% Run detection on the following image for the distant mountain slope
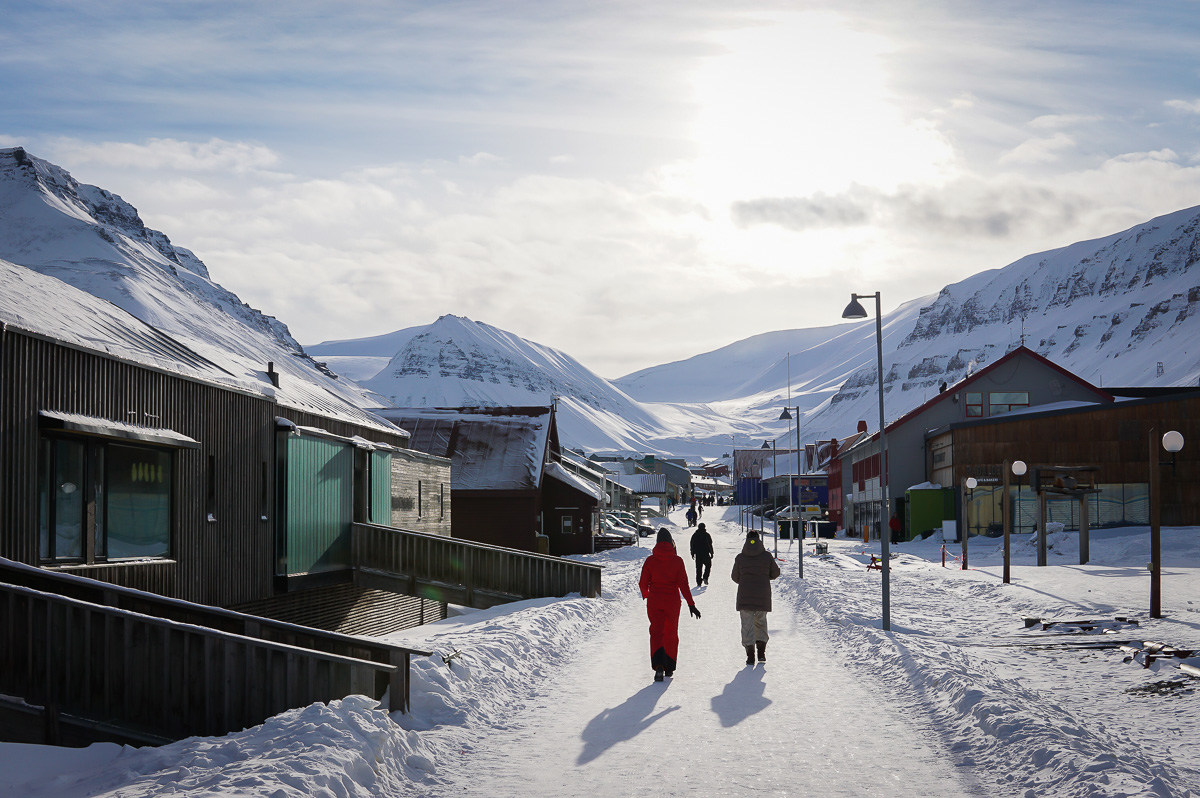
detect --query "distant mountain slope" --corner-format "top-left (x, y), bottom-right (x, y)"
top-left (0, 147), bottom-right (388, 418)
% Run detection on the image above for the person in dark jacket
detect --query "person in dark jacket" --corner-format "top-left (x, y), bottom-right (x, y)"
top-left (685, 506), bottom-right (697, 527)
top-left (689, 522), bottom-right (714, 586)
top-left (731, 530), bottom-right (780, 664)
top-left (639, 528), bottom-right (701, 681)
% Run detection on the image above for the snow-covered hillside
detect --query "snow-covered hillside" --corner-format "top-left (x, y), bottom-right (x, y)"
top-left (611, 206), bottom-right (1200, 446)
top-left (0, 147), bottom-right (383, 413)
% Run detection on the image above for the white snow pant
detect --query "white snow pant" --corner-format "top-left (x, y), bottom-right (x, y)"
top-left (739, 610), bottom-right (769, 646)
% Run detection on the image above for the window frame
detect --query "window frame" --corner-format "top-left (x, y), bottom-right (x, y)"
top-left (38, 432), bottom-right (175, 565)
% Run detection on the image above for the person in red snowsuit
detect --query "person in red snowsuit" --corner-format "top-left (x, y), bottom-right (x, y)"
top-left (639, 528), bottom-right (701, 681)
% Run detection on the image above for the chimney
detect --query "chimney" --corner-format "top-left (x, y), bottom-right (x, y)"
top-left (857, 420), bottom-right (868, 434)
top-left (266, 362), bottom-right (280, 388)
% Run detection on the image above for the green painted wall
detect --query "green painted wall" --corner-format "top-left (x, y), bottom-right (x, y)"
top-left (369, 451), bottom-right (393, 526)
top-left (285, 435), bottom-right (353, 574)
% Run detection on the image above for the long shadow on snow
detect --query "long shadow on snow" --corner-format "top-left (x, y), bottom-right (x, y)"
top-left (710, 665), bottom-right (771, 727)
top-left (577, 684), bottom-right (680, 765)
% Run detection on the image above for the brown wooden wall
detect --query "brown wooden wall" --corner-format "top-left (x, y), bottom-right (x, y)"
top-left (0, 327), bottom-right (408, 610)
top-left (947, 393), bottom-right (1200, 525)
top-left (542, 477), bottom-right (597, 556)
top-left (451, 491), bottom-right (540, 551)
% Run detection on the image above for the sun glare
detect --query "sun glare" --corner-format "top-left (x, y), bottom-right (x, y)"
top-left (688, 12), bottom-right (956, 204)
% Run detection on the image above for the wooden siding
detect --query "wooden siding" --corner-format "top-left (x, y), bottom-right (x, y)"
top-left (946, 394), bottom-right (1200, 525)
top-left (1, 327), bottom-right (413, 612)
top-left (451, 492), bottom-right (540, 551)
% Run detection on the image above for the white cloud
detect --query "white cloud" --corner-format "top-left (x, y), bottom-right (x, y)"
top-left (47, 137), bottom-right (282, 175)
top-left (1028, 114), bottom-right (1102, 129)
top-left (998, 133), bottom-right (1076, 165)
top-left (1107, 148), bottom-right (1179, 163)
top-left (1165, 98), bottom-right (1200, 114)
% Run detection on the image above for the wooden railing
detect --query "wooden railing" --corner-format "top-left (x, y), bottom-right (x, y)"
top-left (0, 582), bottom-right (403, 745)
top-left (0, 557), bottom-right (430, 745)
top-left (352, 523), bottom-right (603, 609)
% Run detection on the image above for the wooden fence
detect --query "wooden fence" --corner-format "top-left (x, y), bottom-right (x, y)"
top-left (0, 558), bottom-right (430, 745)
top-left (352, 523), bottom-right (603, 609)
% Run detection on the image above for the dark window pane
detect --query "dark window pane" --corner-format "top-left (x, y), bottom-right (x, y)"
top-left (105, 445), bottom-right (171, 559)
top-left (52, 439), bottom-right (86, 559)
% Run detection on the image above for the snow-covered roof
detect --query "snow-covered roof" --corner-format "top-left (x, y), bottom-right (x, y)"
top-left (0, 259), bottom-right (406, 439)
top-left (374, 407), bottom-right (553, 491)
top-left (544, 461), bottom-right (603, 501)
top-left (612, 473), bottom-right (668, 494)
top-left (39, 410), bottom-right (202, 449)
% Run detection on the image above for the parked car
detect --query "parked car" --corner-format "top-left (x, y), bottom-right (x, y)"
top-left (599, 518), bottom-right (636, 544)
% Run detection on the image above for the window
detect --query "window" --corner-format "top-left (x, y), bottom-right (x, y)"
top-left (561, 516), bottom-right (573, 534)
top-left (989, 391), bottom-right (1029, 416)
top-left (965, 392), bottom-right (983, 417)
top-left (39, 436), bottom-right (172, 563)
top-left (417, 480), bottom-right (423, 518)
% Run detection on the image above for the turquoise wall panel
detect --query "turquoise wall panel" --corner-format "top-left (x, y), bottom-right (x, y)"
top-left (369, 451), bottom-right (392, 526)
top-left (285, 435), bottom-right (353, 574)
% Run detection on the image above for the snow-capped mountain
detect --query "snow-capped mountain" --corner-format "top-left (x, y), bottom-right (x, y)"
top-left (310, 315), bottom-right (758, 454)
top-left (0, 147), bottom-right (383, 414)
top-left (611, 206), bottom-right (1200, 447)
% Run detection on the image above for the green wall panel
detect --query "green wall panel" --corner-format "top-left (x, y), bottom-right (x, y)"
top-left (369, 451), bottom-right (392, 526)
top-left (285, 435), bottom-right (353, 574)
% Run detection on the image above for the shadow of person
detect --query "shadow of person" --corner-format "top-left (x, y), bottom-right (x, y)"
top-left (577, 684), bottom-right (680, 765)
top-left (710, 665), bottom-right (771, 728)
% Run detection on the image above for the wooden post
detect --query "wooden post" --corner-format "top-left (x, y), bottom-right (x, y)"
top-left (1037, 490), bottom-right (1047, 567)
top-left (1150, 428), bottom-right (1162, 618)
top-left (1002, 461), bottom-right (1011, 585)
top-left (1078, 492), bottom-right (1089, 565)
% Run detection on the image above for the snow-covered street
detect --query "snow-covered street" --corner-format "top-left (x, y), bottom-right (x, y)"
top-left (432, 510), bottom-right (969, 797)
top-left (2, 504), bottom-right (1198, 797)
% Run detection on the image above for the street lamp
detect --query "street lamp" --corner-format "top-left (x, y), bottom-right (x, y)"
top-left (1004, 460), bottom-right (1027, 584)
top-left (843, 291), bottom-right (891, 631)
top-left (1150, 429), bottom-right (1185, 618)
top-left (780, 406), bottom-right (803, 578)
top-left (962, 477), bottom-right (977, 569)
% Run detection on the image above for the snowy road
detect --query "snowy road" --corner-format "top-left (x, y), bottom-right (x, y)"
top-left (434, 510), bottom-right (975, 797)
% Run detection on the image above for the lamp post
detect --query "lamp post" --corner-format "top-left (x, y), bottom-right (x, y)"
top-left (780, 405), bottom-right (803, 577)
top-left (843, 291), bottom-right (890, 631)
top-left (962, 477), bottom-right (977, 569)
top-left (771, 438), bottom-right (779, 558)
top-left (1150, 429), bottom-right (1185, 618)
top-left (1005, 460), bottom-right (1027, 585)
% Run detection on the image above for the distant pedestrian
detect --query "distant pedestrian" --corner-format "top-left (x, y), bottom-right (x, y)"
top-left (639, 528), bottom-right (701, 681)
top-left (731, 530), bottom-right (780, 665)
top-left (685, 506), bottom-right (697, 527)
top-left (690, 522), bottom-right (714, 586)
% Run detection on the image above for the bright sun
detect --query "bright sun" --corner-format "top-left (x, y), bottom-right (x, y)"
top-left (689, 11), bottom-right (956, 204)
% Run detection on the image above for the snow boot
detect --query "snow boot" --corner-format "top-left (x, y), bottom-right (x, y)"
top-left (654, 669), bottom-right (664, 682)
top-left (744, 645), bottom-right (755, 665)
top-left (756, 641), bottom-right (767, 663)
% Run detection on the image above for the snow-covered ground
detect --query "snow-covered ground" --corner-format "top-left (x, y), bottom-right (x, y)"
top-left (2, 505), bottom-right (1197, 797)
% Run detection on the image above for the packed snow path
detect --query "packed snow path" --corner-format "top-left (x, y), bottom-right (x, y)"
top-left (434, 509), bottom-right (976, 797)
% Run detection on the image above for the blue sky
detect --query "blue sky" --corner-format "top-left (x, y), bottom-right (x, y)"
top-left (5, 1), bottom-right (1200, 376)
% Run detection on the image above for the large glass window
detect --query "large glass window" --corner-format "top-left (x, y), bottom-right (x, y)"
top-left (989, 391), bottom-right (1029, 416)
top-left (38, 436), bottom-right (172, 563)
top-left (106, 445), bottom-right (171, 559)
